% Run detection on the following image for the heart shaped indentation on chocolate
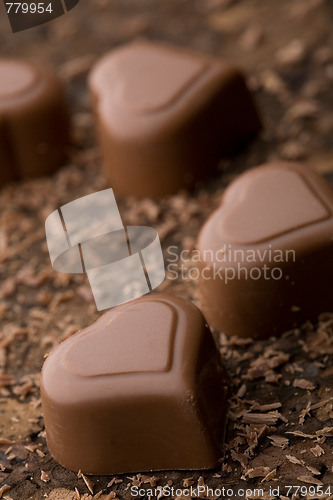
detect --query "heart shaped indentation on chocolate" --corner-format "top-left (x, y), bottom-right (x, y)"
top-left (111, 44), bottom-right (206, 114)
top-left (62, 300), bottom-right (176, 377)
top-left (221, 166), bottom-right (330, 244)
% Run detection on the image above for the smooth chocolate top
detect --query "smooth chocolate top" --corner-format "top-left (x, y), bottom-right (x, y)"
top-left (199, 162), bottom-right (333, 259)
top-left (0, 59), bottom-right (46, 113)
top-left (42, 293), bottom-right (217, 403)
top-left (220, 165), bottom-right (330, 245)
top-left (63, 300), bottom-right (175, 377)
top-left (90, 42), bottom-right (208, 115)
top-left (0, 60), bottom-right (37, 98)
top-left (110, 44), bottom-right (206, 113)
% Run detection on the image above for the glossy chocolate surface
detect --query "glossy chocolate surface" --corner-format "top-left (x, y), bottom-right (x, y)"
top-left (0, 59), bottom-right (70, 186)
top-left (41, 293), bottom-right (229, 474)
top-left (197, 162), bottom-right (333, 338)
top-left (89, 41), bottom-right (261, 198)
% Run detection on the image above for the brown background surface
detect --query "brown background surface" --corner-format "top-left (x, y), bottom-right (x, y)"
top-left (1, 0), bottom-right (333, 498)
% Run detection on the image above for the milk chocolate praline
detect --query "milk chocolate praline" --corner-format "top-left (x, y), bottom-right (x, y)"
top-left (0, 59), bottom-right (70, 186)
top-left (197, 162), bottom-right (333, 339)
top-left (41, 293), bottom-right (229, 474)
top-left (89, 41), bottom-right (261, 198)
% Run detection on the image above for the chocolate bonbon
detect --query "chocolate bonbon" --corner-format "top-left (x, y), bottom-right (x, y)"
top-left (0, 59), bottom-right (70, 186)
top-left (89, 41), bottom-right (261, 198)
top-left (41, 293), bottom-right (229, 474)
top-left (196, 162), bottom-right (333, 339)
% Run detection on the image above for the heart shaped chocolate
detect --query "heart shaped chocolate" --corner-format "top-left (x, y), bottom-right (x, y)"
top-left (221, 166), bottom-right (329, 244)
top-left (113, 44), bottom-right (206, 114)
top-left (197, 162), bottom-right (333, 338)
top-left (63, 300), bottom-right (176, 377)
top-left (41, 293), bottom-right (229, 474)
top-left (89, 41), bottom-right (261, 197)
top-left (0, 59), bottom-right (70, 186)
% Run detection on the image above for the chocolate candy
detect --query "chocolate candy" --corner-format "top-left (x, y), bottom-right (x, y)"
top-left (0, 59), bottom-right (70, 187)
top-left (41, 293), bottom-right (229, 474)
top-left (197, 162), bottom-right (333, 339)
top-left (89, 42), bottom-right (261, 198)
